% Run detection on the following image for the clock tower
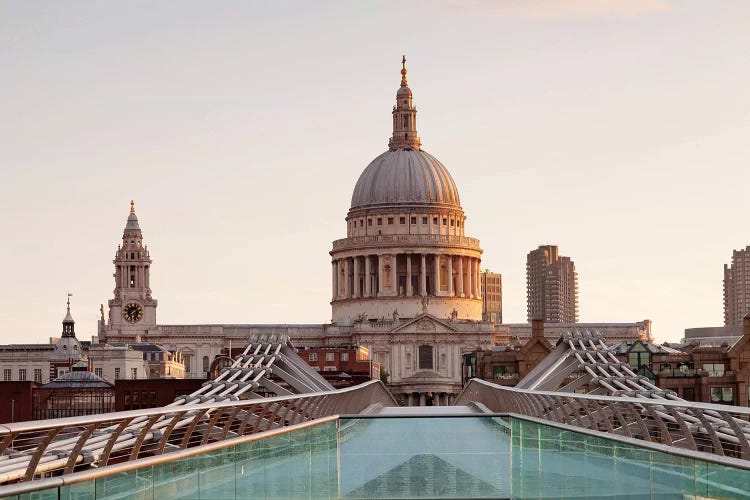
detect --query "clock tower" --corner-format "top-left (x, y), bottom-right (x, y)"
top-left (106, 200), bottom-right (157, 339)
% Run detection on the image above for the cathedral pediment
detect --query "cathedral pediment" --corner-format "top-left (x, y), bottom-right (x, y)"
top-left (390, 314), bottom-right (459, 334)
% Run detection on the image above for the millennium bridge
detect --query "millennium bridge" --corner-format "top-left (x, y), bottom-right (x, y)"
top-left (1, 332), bottom-right (749, 499)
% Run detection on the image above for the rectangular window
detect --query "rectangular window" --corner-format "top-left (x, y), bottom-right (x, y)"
top-left (450, 220), bottom-right (454, 226)
top-left (340, 352), bottom-right (349, 362)
top-left (325, 352), bottom-right (335, 362)
top-left (368, 219), bottom-right (372, 226)
top-left (114, 368), bottom-right (121, 380)
top-left (399, 217), bottom-right (406, 224)
top-left (433, 217), bottom-right (438, 225)
top-left (359, 219), bottom-right (364, 227)
top-left (18, 369), bottom-right (26, 381)
top-left (34, 369), bottom-right (42, 383)
top-left (442, 218), bottom-right (447, 225)
top-left (184, 355), bottom-right (191, 372)
top-left (5, 368), bottom-right (12, 381)
top-left (422, 217), bottom-right (428, 225)
top-left (131, 368), bottom-right (137, 379)
top-left (377, 218), bottom-right (382, 225)
top-left (388, 217), bottom-right (394, 225)
top-left (492, 365), bottom-right (517, 379)
top-left (682, 387), bottom-right (695, 401)
top-left (309, 353), bottom-right (317, 362)
top-left (418, 345), bottom-right (433, 370)
top-left (95, 368), bottom-right (103, 378)
top-left (703, 363), bottom-right (725, 377)
top-left (410, 217), bottom-right (416, 224)
top-left (710, 387), bottom-right (733, 404)
top-left (323, 366), bottom-right (337, 372)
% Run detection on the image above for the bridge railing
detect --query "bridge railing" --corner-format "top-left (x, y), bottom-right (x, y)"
top-left (0, 380), bottom-right (396, 485)
top-left (456, 379), bottom-right (750, 461)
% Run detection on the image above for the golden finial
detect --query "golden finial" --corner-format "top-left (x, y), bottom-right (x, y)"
top-left (130, 200), bottom-right (135, 214)
top-left (67, 292), bottom-right (72, 309)
top-left (400, 55), bottom-right (408, 87)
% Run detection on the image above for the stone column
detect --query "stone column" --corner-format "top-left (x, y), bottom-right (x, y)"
top-left (457, 257), bottom-right (464, 297)
top-left (419, 393), bottom-right (426, 406)
top-left (344, 258), bottom-right (352, 298)
top-left (406, 255), bottom-right (413, 296)
top-left (467, 258), bottom-right (473, 298)
top-left (332, 260), bottom-right (338, 300)
top-left (378, 255), bottom-right (384, 296)
top-left (433, 254), bottom-right (440, 296)
top-left (420, 254), bottom-right (427, 296)
top-left (364, 256), bottom-right (372, 297)
top-left (475, 259), bottom-right (482, 299)
top-left (391, 253), bottom-right (398, 296)
top-left (447, 255), bottom-right (454, 296)
top-left (352, 257), bottom-right (360, 298)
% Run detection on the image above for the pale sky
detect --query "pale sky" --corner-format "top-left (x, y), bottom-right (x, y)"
top-left (1, 0), bottom-right (748, 344)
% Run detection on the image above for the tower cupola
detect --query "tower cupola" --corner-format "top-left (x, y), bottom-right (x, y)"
top-left (62, 292), bottom-right (75, 338)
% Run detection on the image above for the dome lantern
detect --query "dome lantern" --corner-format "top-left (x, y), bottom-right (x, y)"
top-left (389, 56), bottom-right (421, 150)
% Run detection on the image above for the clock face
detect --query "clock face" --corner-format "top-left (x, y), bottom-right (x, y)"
top-left (122, 302), bottom-right (144, 323)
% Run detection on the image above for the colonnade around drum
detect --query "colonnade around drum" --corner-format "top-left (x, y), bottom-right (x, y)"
top-left (332, 253), bottom-right (482, 301)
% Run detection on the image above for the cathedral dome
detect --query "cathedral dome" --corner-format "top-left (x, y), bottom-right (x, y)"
top-left (350, 149), bottom-right (461, 211)
top-left (349, 57), bottom-right (461, 213)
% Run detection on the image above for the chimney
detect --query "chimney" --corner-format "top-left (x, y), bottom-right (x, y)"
top-left (532, 318), bottom-right (544, 339)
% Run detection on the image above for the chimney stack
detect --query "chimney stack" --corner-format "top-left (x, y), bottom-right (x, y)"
top-left (532, 318), bottom-right (544, 339)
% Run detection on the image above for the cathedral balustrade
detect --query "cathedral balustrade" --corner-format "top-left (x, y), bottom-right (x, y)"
top-left (331, 233), bottom-right (480, 251)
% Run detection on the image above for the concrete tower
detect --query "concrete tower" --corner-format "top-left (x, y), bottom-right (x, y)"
top-left (526, 245), bottom-right (578, 323)
top-left (724, 245), bottom-right (750, 327)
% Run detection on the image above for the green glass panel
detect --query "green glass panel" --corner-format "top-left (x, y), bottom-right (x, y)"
top-left (339, 417), bottom-right (509, 499)
top-left (583, 435), bottom-right (615, 498)
top-left (558, 429), bottom-right (587, 498)
top-left (697, 460), bottom-right (750, 500)
top-left (612, 442), bottom-right (650, 497)
top-left (517, 419), bottom-right (540, 499)
top-left (95, 467), bottom-right (153, 500)
top-left (649, 449), bottom-right (696, 497)
top-left (198, 447), bottom-right (235, 499)
top-left (60, 479), bottom-right (96, 500)
top-left (153, 455), bottom-right (199, 499)
top-left (18, 490), bottom-right (58, 500)
top-left (537, 422), bottom-right (562, 498)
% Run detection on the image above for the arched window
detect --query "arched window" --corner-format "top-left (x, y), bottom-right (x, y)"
top-left (418, 345), bottom-right (433, 370)
top-left (202, 356), bottom-right (209, 373)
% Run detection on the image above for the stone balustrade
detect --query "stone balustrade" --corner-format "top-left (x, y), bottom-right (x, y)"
top-left (332, 234), bottom-right (481, 251)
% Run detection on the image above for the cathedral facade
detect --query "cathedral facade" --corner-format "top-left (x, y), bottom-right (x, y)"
top-left (98, 59), bottom-right (649, 405)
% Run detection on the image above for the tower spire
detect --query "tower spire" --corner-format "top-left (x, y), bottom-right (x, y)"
top-left (389, 55), bottom-right (421, 150)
